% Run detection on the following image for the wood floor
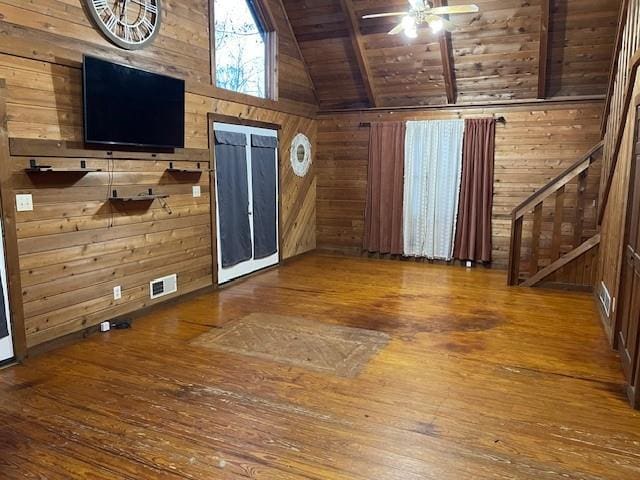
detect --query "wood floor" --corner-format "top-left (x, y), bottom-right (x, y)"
top-left (1, 253), bottom-right (639, 479)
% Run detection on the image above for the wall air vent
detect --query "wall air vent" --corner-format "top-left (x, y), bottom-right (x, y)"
top-left (150, 274), bottom-right (178, 300)
top-left (599, 281), bottom-right (612, 317)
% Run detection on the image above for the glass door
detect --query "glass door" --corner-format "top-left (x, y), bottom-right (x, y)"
top-left (213, 122), bottom-right (279, 284)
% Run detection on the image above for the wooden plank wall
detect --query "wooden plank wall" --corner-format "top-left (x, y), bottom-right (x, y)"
top-left (598, 76), bottom-right (640, 340)
top-left (601, 0), bottom-right (640, 207)
top-left (10, 143), bottom-right (213, 349)
top-left (2, 96), bottom-right (316, 350)
top-left (316, 101), bottom-right (603, 269)
top-left (544, 243), bottom-right (600, 289)
top-left (0, 53), bottom-right (318, 261)
top-left (0, 0), bottom-right (317, 116)
top-left (548, 0), bottom-right (621, 97)
top-left (282, 0), bottom-right (370, 109)
top-left (597, 0), bottom-right (640, 343)
top-left (0, 0), bottom-right (318, 349)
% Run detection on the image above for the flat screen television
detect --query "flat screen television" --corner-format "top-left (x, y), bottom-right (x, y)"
top-left (83, 56), bottom-right (185, 149)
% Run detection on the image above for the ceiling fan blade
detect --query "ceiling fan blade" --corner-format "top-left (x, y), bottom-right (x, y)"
top-left (388, 23), bottom-right (406, 35)
top-left (427, 14), bottom-right (455, 32)
top-left (362, 12), bottom-right (409, 19)
top-left (408, 0), bottom-right (426, 9)
top-left (428, 5), bottom-right (479, 16)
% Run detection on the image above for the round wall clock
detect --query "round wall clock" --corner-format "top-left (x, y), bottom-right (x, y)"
top-left (290, 133), bottom-right (312, 177)
top-left (87, 0), bottom-right (162, 50)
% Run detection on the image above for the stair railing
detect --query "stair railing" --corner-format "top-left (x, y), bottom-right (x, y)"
top-left (508, 141), bottom-right (604, 286)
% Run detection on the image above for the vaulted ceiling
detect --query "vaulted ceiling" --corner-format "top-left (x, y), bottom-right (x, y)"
top-left (281, 0), bottom-right (621, 110)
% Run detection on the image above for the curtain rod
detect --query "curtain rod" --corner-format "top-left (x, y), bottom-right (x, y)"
top-left (359, 116), bottom-right (506, 128)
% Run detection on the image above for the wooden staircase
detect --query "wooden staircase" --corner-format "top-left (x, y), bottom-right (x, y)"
top-left (507, 141), bottom-right (604, 289)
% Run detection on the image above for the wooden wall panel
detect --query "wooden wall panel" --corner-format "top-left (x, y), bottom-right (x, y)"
top-left (7, 142), bottom-right (212, 348)
top-left (0, 0), bottom-right (318, 116)
top-left (595, 0), bottom-right (640, 343)
top-left (544, 242), bottom-right (599, 288)
top-left (186, 97), bottom-right (317, 259)
top-left (282, 0), bottom-right (371, 109)
top-left (548, 0), bottom-right (621, 97)
top-left (597, 75), bottom-right (640, 339)
top-left (600, 0), bottom-right (640, 212)
top-left (0, 59), bottom-right (317, 349)
top-left (316, 101), bottom-right (603, 269)
top-left (0, 41), bottom-right (317, 253)
top-left (0, 0), bottom-right (318, 349)
top-left (450, 0), bottom-right (543, 103)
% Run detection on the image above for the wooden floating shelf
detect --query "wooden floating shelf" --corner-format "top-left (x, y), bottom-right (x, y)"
top-left (166, 162), bottom-right (210, 174)
top-left (109, 194), bottom-right (170, 202)
top-left (166, 168), bottom-right (209, 173)
top-left (25, 159), bottom-right (101, 173)
top-left (26, 167), bottom-right (102, 173)
top-left (109, 189), bottom-right (169, 202)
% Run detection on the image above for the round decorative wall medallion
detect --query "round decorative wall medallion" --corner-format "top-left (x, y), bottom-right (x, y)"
top-left (290, 133), bottom-right (312, 177)
top-left (86, 0), bottom-right (162, 50)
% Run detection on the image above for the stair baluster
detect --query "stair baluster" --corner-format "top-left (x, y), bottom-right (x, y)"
top-left (508, 141), bottom-right (604, 288)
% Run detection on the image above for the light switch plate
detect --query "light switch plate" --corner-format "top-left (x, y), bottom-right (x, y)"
top-left (113, 286), bottom-right (122, 300)
top-left (16, 194), bottom-right (33, 212)
top-left (192, 185), bottom-right (201, 198)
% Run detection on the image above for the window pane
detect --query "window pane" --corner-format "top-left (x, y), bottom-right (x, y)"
top-left (215, 0), bottom-right (266, 98)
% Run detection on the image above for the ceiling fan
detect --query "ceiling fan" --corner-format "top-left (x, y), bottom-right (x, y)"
top-left (362, 0), bottom-right (479, 38)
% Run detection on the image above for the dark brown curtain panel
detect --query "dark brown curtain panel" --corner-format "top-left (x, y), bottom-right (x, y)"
top-left (454, 118), bottom-right (496, 263)
top-left (363, 122), bottom-right (405, 254)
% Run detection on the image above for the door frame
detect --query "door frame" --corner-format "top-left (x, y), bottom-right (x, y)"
top-left (614, 99), bottom-right (640, 408)
top-left (207, 113), bottom-right (282, 287)
top-left (0, 80), bottom-right (27, 361)
top-left (0, 220), bottom-right (14, 363)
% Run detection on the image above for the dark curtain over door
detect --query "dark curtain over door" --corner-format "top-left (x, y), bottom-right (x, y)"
top-left (215, 130), bottom-right (252, 268)
top-left (0, 281), bottom-right (8, 339)
top-left (363, 122), bottom-right (406, 254)
top-left (251, 134), bottom-right (278, 259)
top-left (454, 118), bottom-right (496, 263)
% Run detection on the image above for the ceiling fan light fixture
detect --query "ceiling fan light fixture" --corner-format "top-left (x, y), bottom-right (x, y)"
top-left (430, 18), bottom-right (444, 34)
top-left (402, 15), bottom-right (418, 38)
top-left (402, 15), bottom-right (417, 29)
top-left (404, 26), bottom-right (418, 38)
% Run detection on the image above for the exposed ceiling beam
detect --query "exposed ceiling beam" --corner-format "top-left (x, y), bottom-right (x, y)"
top-left (337, 0), bottom-right (378, 107)
top-left (537, 0), bottom-right (551, 99)
top-left (434, 0), bottom-right (457, 104)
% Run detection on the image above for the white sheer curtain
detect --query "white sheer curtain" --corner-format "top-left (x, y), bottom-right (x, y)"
top-left (403, 120), bottom-right (465, 260)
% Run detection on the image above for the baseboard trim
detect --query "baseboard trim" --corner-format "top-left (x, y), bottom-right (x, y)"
top-left (26, 285), bottom-right (216, 360)
top-left (26, 251), bottom-right (319, 359)
top-left (281, 249), bottom-right (317, 265)
top-left (315, 247), bottom-right (500, 269)
top-left (594, 289), bottom-right (615, 347)
top-left (537, 281), bottom-right (594, 293)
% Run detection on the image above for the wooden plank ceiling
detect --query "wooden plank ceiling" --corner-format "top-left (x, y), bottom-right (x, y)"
top-left (281, 0), bottom-right (621, 110)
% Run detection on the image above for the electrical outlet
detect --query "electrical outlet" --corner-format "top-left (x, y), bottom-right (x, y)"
top-left (192, 185), bottom-right (201, 198)
top-left (466, 261), bottom-right (472, 268)
top-left (113, 286), bottom-right (122, 300)
top-left (15, 194), bottom-right (33, 212)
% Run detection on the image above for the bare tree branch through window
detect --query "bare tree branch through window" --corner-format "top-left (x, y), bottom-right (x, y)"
top-left (214, 0), bottom-right (266, 98)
